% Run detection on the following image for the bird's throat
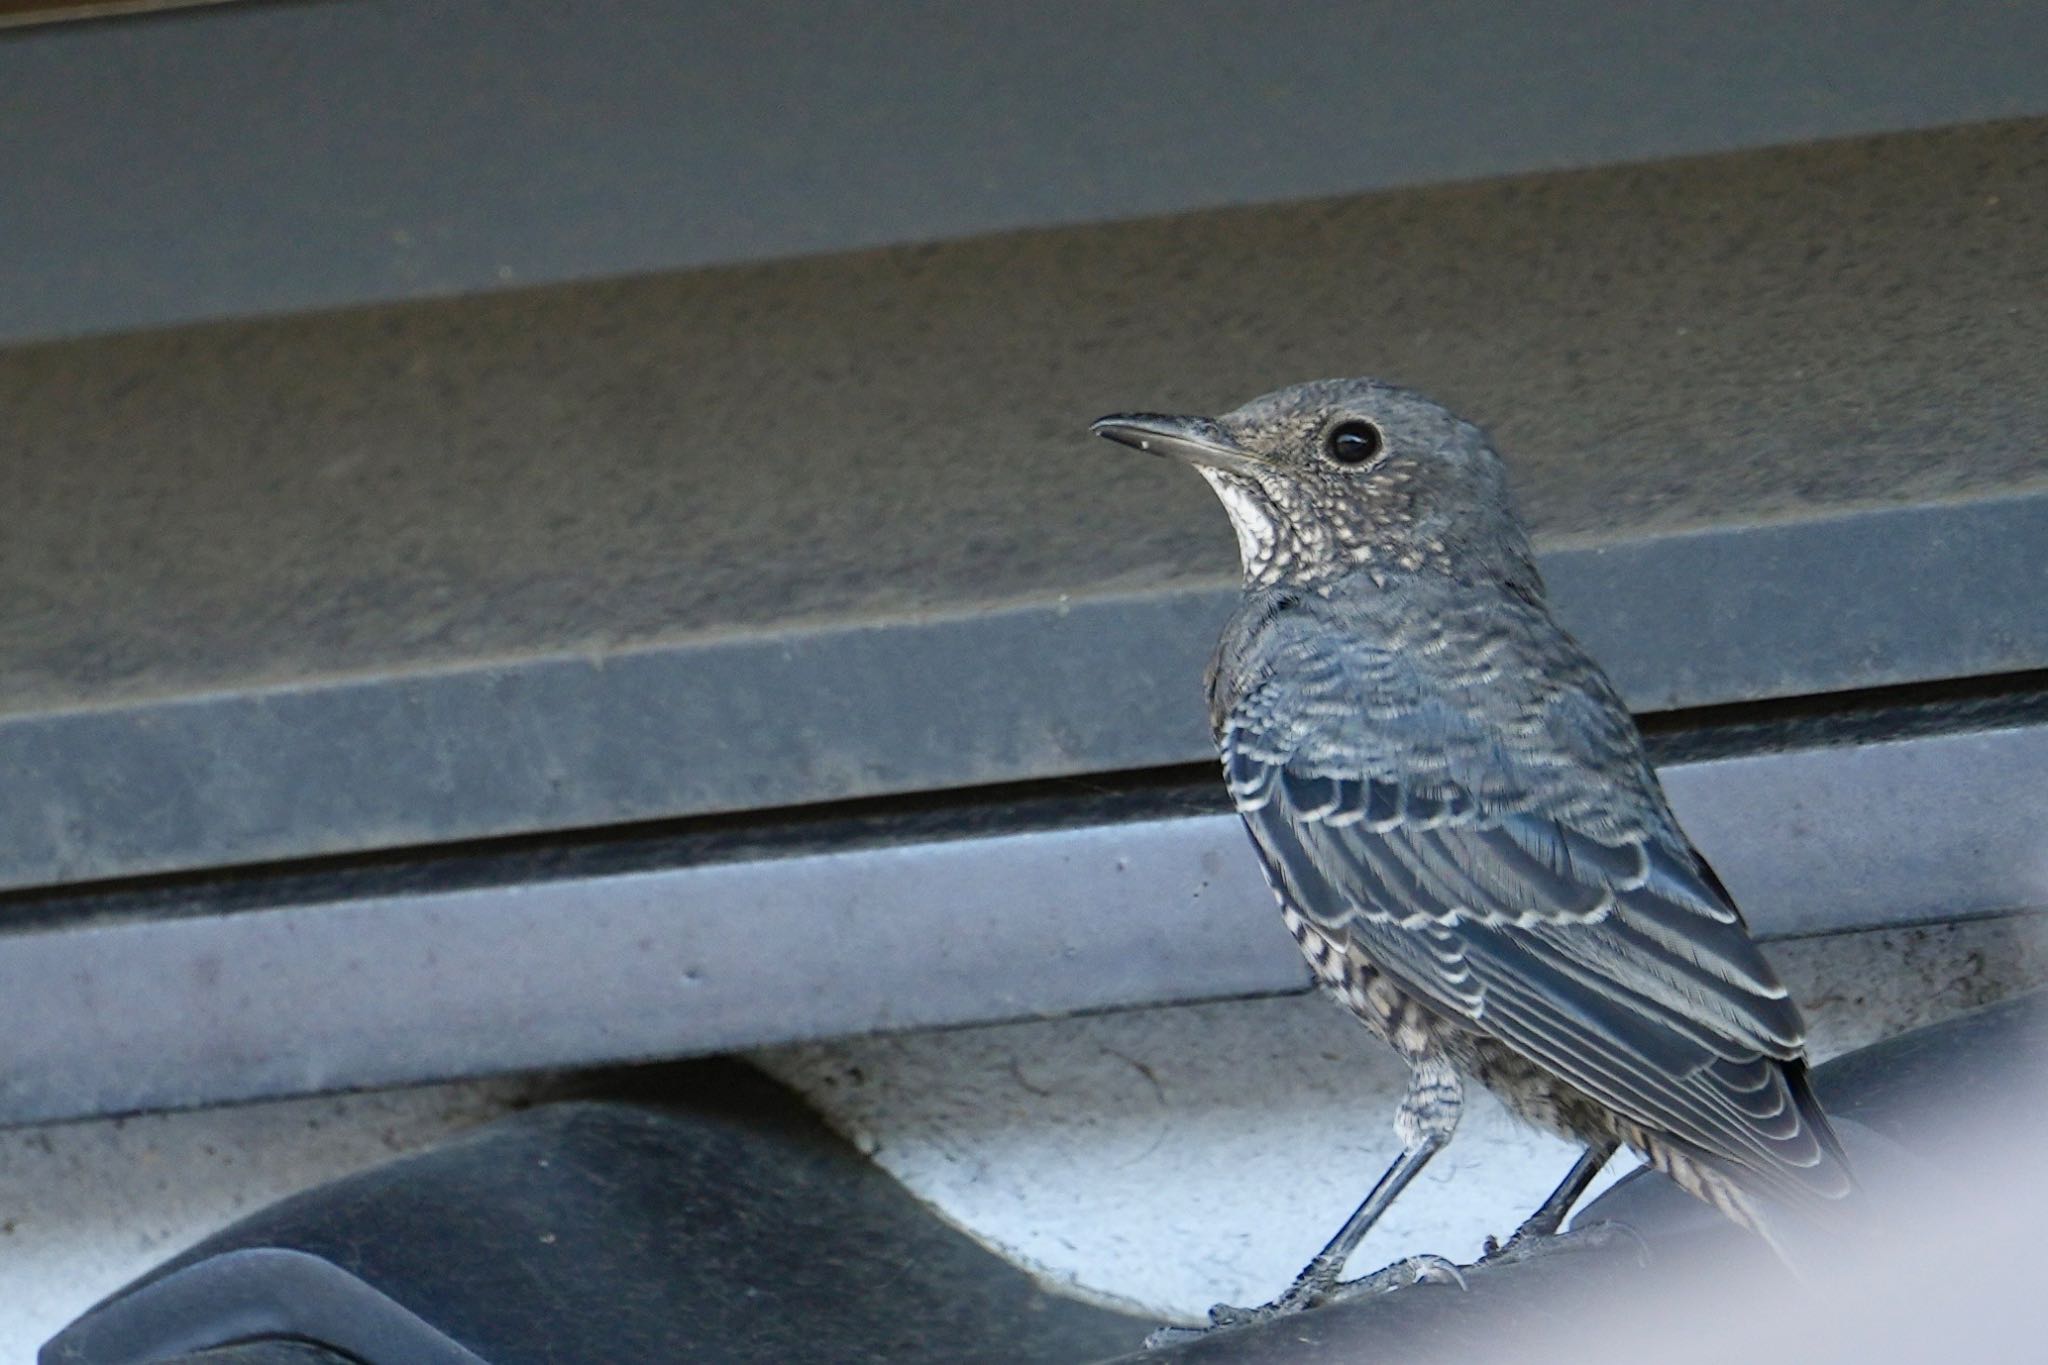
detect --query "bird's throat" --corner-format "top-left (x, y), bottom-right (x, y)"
top-left (1198, 469), bottom-right (1283, 585)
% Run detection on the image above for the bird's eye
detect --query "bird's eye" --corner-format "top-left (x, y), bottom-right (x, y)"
top-left (1323, 420), bottom-right (1384, 466)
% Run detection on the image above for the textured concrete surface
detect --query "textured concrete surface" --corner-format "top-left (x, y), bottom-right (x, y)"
top-left (4, 120), bottom-right (2045, 888)
top-left (5, 1), bottom-right (2045, 344)
top-left (757, 913), bottom-right (2048, 1321)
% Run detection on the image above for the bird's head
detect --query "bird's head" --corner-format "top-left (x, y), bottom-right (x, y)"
top-left (1093, 377), bottom-right (1539, 594)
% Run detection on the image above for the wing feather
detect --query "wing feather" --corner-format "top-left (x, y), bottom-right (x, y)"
top-left (1224, 716), bottom-right (1852, 1208)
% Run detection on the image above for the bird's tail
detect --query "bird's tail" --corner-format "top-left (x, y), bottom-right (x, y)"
top-left (1692, 1066), bottom-right (1868, 1276)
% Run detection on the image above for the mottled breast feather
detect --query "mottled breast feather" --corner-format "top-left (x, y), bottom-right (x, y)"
top-left (1211, 572), bottom-right (1855, 1211)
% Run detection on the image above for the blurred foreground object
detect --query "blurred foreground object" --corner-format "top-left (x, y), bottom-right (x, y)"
top-left (1125, 991), bottom-right (2048, 1362)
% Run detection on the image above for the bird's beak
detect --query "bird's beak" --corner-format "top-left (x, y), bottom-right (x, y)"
top-left (1091, 413), bottom-right (1267, 477)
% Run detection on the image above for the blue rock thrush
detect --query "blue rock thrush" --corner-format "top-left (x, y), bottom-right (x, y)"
top-left (1094, 378), bottom-right (1854, 1329)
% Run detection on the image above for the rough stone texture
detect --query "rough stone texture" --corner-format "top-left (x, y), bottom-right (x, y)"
top-left (1781, 916), bottom-right (2048, 1061)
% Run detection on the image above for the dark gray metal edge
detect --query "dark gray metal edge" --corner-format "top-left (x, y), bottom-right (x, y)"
top-left (5, 716), bottom-right (2044, 1129)
top-left (6, 487), bottom-right (2046, 894)
top-left (9, 2), bottom-right (2047, 345)
top-left (38, 1248), bottom-right (490, 1365)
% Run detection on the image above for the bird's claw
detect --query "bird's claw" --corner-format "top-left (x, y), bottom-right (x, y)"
top-left (1478, 1219), bottom-right (1652, 1269)
top-left (1138, 1297), bottom-right (1289, 1347)
top-left (1143, 1249), bottom-right (1468, 1346)
top-left (1328, 1251), bottom-right (1468, 1301)
top-left (1142, 1323), bottom-right (1216, 1348)
top-left (1204, 1300), bottom-right (1270, 1329)
top-left (1579, 1218), bottom-right (1654, 1266)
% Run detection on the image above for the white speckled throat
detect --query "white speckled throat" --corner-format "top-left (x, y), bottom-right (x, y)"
top-left (1198, 469), bottom-right (1280, 581)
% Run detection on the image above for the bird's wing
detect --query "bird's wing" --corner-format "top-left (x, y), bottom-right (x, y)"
top-left (1222, 704), bottom-right (1853, 1209)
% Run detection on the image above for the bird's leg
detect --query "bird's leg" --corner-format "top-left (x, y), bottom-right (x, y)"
top-left (1480, 1141), bottom-right (1616, 1261)
top-left (1204, 1060), bottom-right (1462, 1330)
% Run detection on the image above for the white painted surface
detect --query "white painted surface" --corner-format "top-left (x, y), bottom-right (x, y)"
top-left (762, 992), bottom-right (1611, 1319)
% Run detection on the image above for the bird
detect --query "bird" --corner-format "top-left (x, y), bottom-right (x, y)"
top-left (1092, 378), bottom-right (1855, 1328)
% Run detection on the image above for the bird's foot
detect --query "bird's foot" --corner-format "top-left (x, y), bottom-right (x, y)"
top-left (1143, 1324), bottom-right (1215, 1349)
top-left (1142, 1305), bottom-right (1281, 1349)
top-left (1326, 1252), bottom-right (1469, 1301)
top-left (1479, 1219), bottom-right (1651, 1269)
top-left (1479, 1209), bottom-right (1566, 1260)
top-left (1142, 1292), bottom-right (1308, 1346)
top-left (1140, 1297), bottom-right (1300, 1347)
top-left (1143, 1252), bottom-right (1467, 1347)
top-left (1145, 1228), bottom-right (1650, 1344)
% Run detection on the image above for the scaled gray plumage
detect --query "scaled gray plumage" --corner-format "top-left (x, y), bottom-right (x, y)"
top-left (1094, 378), bottom-right (1853, 1324)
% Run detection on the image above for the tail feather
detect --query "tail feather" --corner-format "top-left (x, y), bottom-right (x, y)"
top-left (1647, 1067), bottom-right (1864, 1274)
